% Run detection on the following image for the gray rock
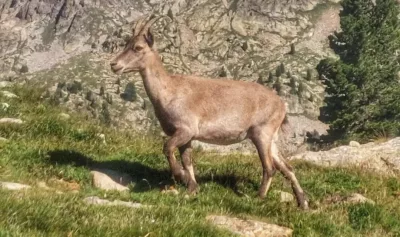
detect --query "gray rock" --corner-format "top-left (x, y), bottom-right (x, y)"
top-left (90, 169), bottom-right (132, 191)
top-left (84, 196), bottom-right (148, 208)
top-left (0, 82), bottom-right (10, 88)
top-left (161, 188), bottom-right (179, 195)
top-left (0, 118), bottom-right (24, 124)
top-left (345, 193), bottom-right (375, 205)
top-left (280, 191), bottom-right (295, 203)
top-left (1, 103), bottom-right (9, 111)
top-left (96, 133), bottom-right (106, 144)
top-left (0, 182), bottom-right (31, 190)
top-left (206, 215), bottom-right (293, 237)
top-left (289, 137), bottom-right (400, 175)
top-left (0, 91), bottom-right (18, 98)
top-left (349, 141), bottom-right (361, 147)
top-left (59, 113), bottom-right (71, 120)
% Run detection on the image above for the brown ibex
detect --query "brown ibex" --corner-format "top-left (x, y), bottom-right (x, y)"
top-left (110, 16), bottom-right (309, 209)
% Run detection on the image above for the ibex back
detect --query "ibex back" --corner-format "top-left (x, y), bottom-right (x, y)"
top-left (110, 16), bottom-right (309, 209)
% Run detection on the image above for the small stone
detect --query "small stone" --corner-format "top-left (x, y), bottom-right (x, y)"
top-left (96, 133), bottom-right (106, 144)
top-left (0, 137), bottom-right (7, 142)
top-left (0, 182), bottom-right (31, 190)
top-left (0, 118), bottom-right (24, 124)
top-left (91, 169), bottom-right (132, 191)
top-left (37, 181), bottom-right (51, 190)
top-left (1, 103), bottom-right (9, 111)
top-left (59, 113), bottom-right (71, 120)
top-left (0, 91), bottom-right (18, 98)
top-left (206, 215), bottom-right (293, 237)
top-left (349, 141), bottom-right (361, 147)
top-left (345, 193), bottom-right (375, 205)
top-left (280, 191), bottom-right (294, 203)
top-left (84, 196), bottom-right (147, 208)
top-left (0, 81), bottom-right (10, 88)
top-left (161, 188), bottom-right (179, 195)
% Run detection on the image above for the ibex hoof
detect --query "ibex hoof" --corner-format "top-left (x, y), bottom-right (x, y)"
top-left (299, 200), bottom-right (309, 210)
top-left (187, 181), bottom-right (199, 195)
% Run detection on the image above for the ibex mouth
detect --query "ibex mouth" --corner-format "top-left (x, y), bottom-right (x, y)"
top-left (111, 66), bottom-right (124, 75)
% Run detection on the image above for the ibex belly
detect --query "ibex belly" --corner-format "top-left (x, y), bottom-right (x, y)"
top-left (195, 122), bottom-right (250, 145)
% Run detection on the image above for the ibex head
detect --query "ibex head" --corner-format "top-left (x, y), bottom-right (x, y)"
top-left (110, 15), bottom-right (163, 74)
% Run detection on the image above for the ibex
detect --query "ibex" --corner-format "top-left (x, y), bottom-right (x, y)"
top-left (110, 16), bottom-right (309, 209)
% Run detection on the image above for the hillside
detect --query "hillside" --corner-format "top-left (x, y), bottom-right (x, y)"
top-left (0, 0), bottom-right (338, 152)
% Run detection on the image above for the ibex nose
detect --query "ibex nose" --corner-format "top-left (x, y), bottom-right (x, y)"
top-left (110, 60), bottom-right (123, 74)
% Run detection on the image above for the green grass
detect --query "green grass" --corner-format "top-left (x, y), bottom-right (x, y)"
top-left (1, 85), bottom-right (400, 236)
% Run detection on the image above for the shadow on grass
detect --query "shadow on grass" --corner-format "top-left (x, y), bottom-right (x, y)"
top-left (47, 149), bottom-right (257, 195)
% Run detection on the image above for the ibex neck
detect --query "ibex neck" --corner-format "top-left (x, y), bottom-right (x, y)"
top-left (139, 54), bottom-right (171, 105)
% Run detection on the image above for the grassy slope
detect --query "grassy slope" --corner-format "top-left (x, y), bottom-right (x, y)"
top-left (0, 85), bottom-right (400, 237)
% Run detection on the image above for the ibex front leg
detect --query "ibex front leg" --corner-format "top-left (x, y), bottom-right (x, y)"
top-left (179, 142), bottom-right (198, 194)
top-left (163, 128), bottom-right (192, 183)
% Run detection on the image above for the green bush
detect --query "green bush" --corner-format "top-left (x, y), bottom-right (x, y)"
top-left (317, 0), bottom-right (400, 141)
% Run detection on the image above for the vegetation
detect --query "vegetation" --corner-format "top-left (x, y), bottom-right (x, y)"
top-left (317, 0), bottom-right (400, 141)
top-left (0, 84), bottom-right (400, 236)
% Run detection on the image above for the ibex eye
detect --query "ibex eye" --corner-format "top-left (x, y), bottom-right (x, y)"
top-left (134, 45), bottom-right (143, 51)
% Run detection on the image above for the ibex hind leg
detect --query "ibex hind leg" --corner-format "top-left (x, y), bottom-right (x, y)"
top-left (271, 138), bottom-right (309, 209)
top-left (251, 131), bottom-right (276, 199)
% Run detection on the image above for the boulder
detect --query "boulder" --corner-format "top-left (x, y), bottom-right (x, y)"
top-left (289, 137), bottom-right (400, 175)
top-left (90, 169), bottom-right (132, 191)
top-left (206, 215), bottom-right (293, 237)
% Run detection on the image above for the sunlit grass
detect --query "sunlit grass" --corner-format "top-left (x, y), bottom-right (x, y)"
top-left (0, 85), bottom-right (400, 236)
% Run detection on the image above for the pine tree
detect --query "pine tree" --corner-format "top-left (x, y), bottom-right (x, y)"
top-left (317, 0), bottom-right (400, 140)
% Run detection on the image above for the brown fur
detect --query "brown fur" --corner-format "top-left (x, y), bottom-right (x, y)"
top-left (110, 16), bottom-right (308, 209)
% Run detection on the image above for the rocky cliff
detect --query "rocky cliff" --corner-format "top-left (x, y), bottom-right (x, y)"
top-left (0, 0), bottom-right (340, 152)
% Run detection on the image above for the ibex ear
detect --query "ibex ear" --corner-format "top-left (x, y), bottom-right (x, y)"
top-left (144, 29), bottom-right (154, 48)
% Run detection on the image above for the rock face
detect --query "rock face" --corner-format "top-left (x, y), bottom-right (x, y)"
top-left (289, 138), bottom-right (400, 175)
top-left (206, 215), bottom-right (293, 237)
top-left (90, 169), bottom-right (133, 191)
top-left (0, 0), bottom-right (340, 152)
